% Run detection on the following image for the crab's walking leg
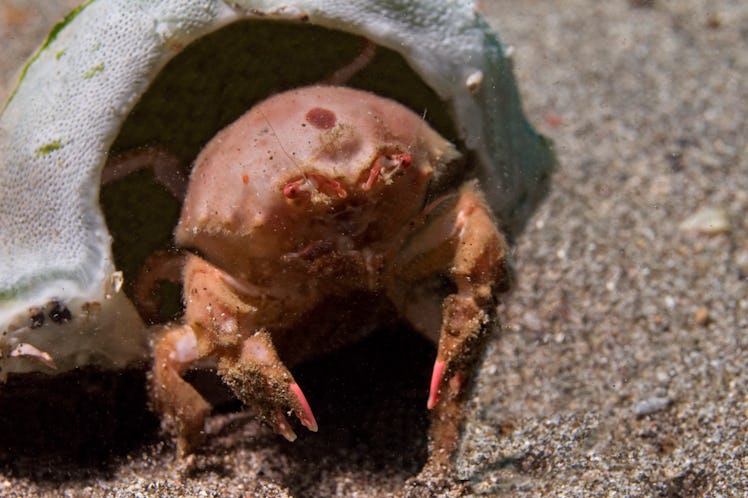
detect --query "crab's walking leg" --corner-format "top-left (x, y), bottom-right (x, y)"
top-left (392, 181), bottom-right (511, 468)
top-left (102, 145), bottom-right (188, 199)
top-left (150, 324), bottom-right (211, 456)
top-left (429, 184), bottom-right (510, 466)
top-left (323, 38), bottom-right (377, 85)
top-left (133, 250), bottom-right (186, 323)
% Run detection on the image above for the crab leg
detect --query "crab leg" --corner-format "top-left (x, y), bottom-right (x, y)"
top-left (132, 250), bottom-right (186, 323)
top-left (430, 185), bottom-right (511, 466)
top-left (391, 181), bottom-right (511, 466)
top-left (181, 255), bottom-right (317, 443)
top-left (102, 145), bottom-right (188, 199)
top-left (323, 38), bottom-right (377, 86)
top-left (150, 323), bottom-right (211, 456)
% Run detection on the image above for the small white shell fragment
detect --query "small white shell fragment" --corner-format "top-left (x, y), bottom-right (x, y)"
top-left (633, 396), bottom-right (672, 417)
top-left (679, 207), bottom-right (730, 235)
top-left (466, 70), bottom-right (483, 93)
top-left (110, 271), bottom-right (124, 294)
top-left (0, 0), bottom-right (554, 374)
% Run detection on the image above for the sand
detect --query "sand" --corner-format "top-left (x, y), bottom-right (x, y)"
top-left (1, 0), bottom-right (746, 496)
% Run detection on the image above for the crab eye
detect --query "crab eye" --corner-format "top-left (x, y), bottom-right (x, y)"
top-left (283, 181), bottom-right (305, 199)
top-left (390, 152), bottom-right (412, 168)
top-left (360, 151), bottom-right (412, 191)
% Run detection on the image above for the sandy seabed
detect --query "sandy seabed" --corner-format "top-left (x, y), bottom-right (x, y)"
top-left (1, 1), bottom-right (747, 496)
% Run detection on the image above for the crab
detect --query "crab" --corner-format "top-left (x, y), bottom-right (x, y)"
top-left (143, 85), bottom-right (512, 468)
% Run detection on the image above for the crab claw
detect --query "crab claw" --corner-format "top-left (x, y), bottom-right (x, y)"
top-left (268, 383), bottom-right (318, 441)
top-left (218, 329), bottom-right (318, 440)
top-left (427, 358), bottom-right (469, 410)
top-left (289, 382), bottom-right (318, 432)
top-left (427, 359), bottom-right (445, 409)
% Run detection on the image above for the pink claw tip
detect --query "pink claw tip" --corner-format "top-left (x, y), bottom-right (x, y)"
top-left (290, 382), bottom-right (318, 432)
top-left (427, 360), bottom-right (446, 409)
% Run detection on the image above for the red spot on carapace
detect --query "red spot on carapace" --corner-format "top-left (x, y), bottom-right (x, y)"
top-left (305, 107), bottom-right (337, 129)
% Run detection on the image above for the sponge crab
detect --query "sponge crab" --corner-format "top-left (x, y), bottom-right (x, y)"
top-left (147, 84), bottom-right (512, 462)
top-left (0, 0), bottom-right (554, 476)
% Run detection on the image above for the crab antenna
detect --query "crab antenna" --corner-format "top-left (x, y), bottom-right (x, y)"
top-left (404, 108), bottom-right (428, 156)
top-left (258, 108), bottom-right (311, 186)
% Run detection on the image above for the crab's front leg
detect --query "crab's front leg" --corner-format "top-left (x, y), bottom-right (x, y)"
top-left (391, 181), bottom-right (511, 469)
top-left (217, 328), bottom-right (318, 442)
top-left (149, 254), bottom-right (317, 455)
top-left (150, 323), bottom-right (211, 456)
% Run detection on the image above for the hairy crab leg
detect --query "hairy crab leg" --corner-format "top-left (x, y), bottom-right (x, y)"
top-left (150, 323), bottom-right (212, 456)
top-left (150, 255), bottom-right (318, 449)
top-left (217, 329), bottom-right (318, 441)
top-left (389, 181), bottom-right (511, 468)
top-left (429, 184), bottom-right (511, 466)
